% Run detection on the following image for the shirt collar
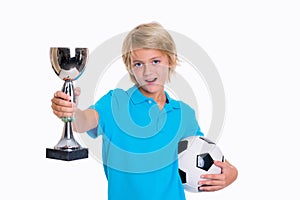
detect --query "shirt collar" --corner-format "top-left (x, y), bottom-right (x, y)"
top-left (127, 85), bottom-right (180, 109)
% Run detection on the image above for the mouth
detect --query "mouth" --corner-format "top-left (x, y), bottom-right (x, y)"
top-left (145, 78), bottom-right (157, 83)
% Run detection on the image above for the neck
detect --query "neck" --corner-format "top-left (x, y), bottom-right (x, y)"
top-left (138, 86), bottom-right (166, 109)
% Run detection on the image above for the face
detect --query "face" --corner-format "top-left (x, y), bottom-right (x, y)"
top-left (130, 49), bottom-right (171, 97)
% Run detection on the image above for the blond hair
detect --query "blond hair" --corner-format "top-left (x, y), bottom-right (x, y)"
top-left (122, 22), bottom-right (179, 84)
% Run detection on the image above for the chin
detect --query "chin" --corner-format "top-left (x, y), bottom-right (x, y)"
top-left (140, 83), bottom-right (163, 94)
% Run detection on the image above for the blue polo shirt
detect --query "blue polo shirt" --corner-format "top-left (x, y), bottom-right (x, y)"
top-left (87, 85), bottom-right (203, 200)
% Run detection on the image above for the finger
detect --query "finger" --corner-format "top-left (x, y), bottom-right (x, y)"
top-left (201, 173), bottom-right (225, 180)
top-left (51, 101), bottom-right (75, 113)
top-left (53, 109), bottom-right (74, 118)
top-left (213, 160), bottom-right (227, 168)
top-left (214, 160), bottom-right (236, 173)
top-left (51, 99), bottom-right (75, 118)
top-left (199, 177), bottom-right (225, 185)
top-left (54, 91), bottom-right (70, 101)
top-left (52, 96), bottom-right (73, 107)
top-left (199, 185), bottom-right (223, 192)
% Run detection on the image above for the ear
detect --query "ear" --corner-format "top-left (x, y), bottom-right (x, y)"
top-left (168, 54), bottom-right (177, 68)
top-left (171, 63), bottom-right (176, 68)
top-left (168, 63), bottom-right (176, 70)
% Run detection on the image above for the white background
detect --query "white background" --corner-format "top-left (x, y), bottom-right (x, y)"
top-left (1, 0), bottom-right (299, 199)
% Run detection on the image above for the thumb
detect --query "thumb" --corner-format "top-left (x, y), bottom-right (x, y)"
top-left (74, 87), bottom-right (81, 96)
top-left (74, 87), bottom-right (81, 107)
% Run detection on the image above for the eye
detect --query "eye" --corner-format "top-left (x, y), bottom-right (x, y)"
top-left (133, 62), bottom-right (143, 68)
top-left (152, 59), bottom-right (160, 65)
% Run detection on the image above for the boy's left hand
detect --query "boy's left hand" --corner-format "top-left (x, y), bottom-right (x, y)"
top-left (198, 160), bottom-right (238, 192)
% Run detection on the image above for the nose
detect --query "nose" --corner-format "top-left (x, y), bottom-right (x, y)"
top-left (143, 63), bottom-right (153, 76)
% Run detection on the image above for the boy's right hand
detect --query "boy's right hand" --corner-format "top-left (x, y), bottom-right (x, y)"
top-left (51, 87), bottom-right (81, 119)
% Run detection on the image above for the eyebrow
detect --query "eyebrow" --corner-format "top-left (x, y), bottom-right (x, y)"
top-left (132, 56), bottom-right (162, 63)
top-left (132, 59), bottom-right (143, 63)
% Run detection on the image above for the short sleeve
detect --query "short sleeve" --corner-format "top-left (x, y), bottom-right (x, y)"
top-left (180, 102), bottom-right (204, 139)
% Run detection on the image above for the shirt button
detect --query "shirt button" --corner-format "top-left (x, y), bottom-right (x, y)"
top-left (148, 100), bottom-right (152, 104)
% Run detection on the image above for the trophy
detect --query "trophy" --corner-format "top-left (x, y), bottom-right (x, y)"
top-left (46, 47), bottom-right (89, 161)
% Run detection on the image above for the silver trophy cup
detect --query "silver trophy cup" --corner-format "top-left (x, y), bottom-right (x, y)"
top-left (46, 47), bottom-right (89, 161)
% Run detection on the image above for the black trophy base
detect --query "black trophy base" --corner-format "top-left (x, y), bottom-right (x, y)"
top-left (46, 148), bottom-right (88, 161)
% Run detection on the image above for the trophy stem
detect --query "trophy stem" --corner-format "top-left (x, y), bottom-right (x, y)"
top-left (64, 121), bottom-right (75, 141)
top-left (62, 79), bottom-right (76, 103)
top-left (53, 79), bottom-right (81, 150)
top-left (54, 122), bottom-right (81, 150)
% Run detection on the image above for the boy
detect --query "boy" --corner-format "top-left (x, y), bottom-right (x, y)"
top-left (51, 22), bottom-right (238, 200)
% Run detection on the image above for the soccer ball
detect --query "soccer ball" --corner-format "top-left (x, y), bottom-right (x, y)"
top-left (178, 136), bottom-right (224, 192)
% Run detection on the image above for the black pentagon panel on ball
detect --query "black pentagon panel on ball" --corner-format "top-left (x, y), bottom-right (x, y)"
top-left (178, 140), bottom-right (188, 154)
top-left (196, 153), bottom-right (214, 171)
top-left (178, 169), bottom-right (187, 184)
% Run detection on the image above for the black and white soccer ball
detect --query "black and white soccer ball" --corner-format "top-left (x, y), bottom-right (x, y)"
top-left (178, 136), bottom-right (224, 192)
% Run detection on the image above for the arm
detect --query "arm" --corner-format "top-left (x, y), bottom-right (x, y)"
top-left (51, 88), bottom-right (99, 133)
top-left (198, 159), bottom-right (238, 192)
top-left (73, 108), bottom-right (98, 133)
